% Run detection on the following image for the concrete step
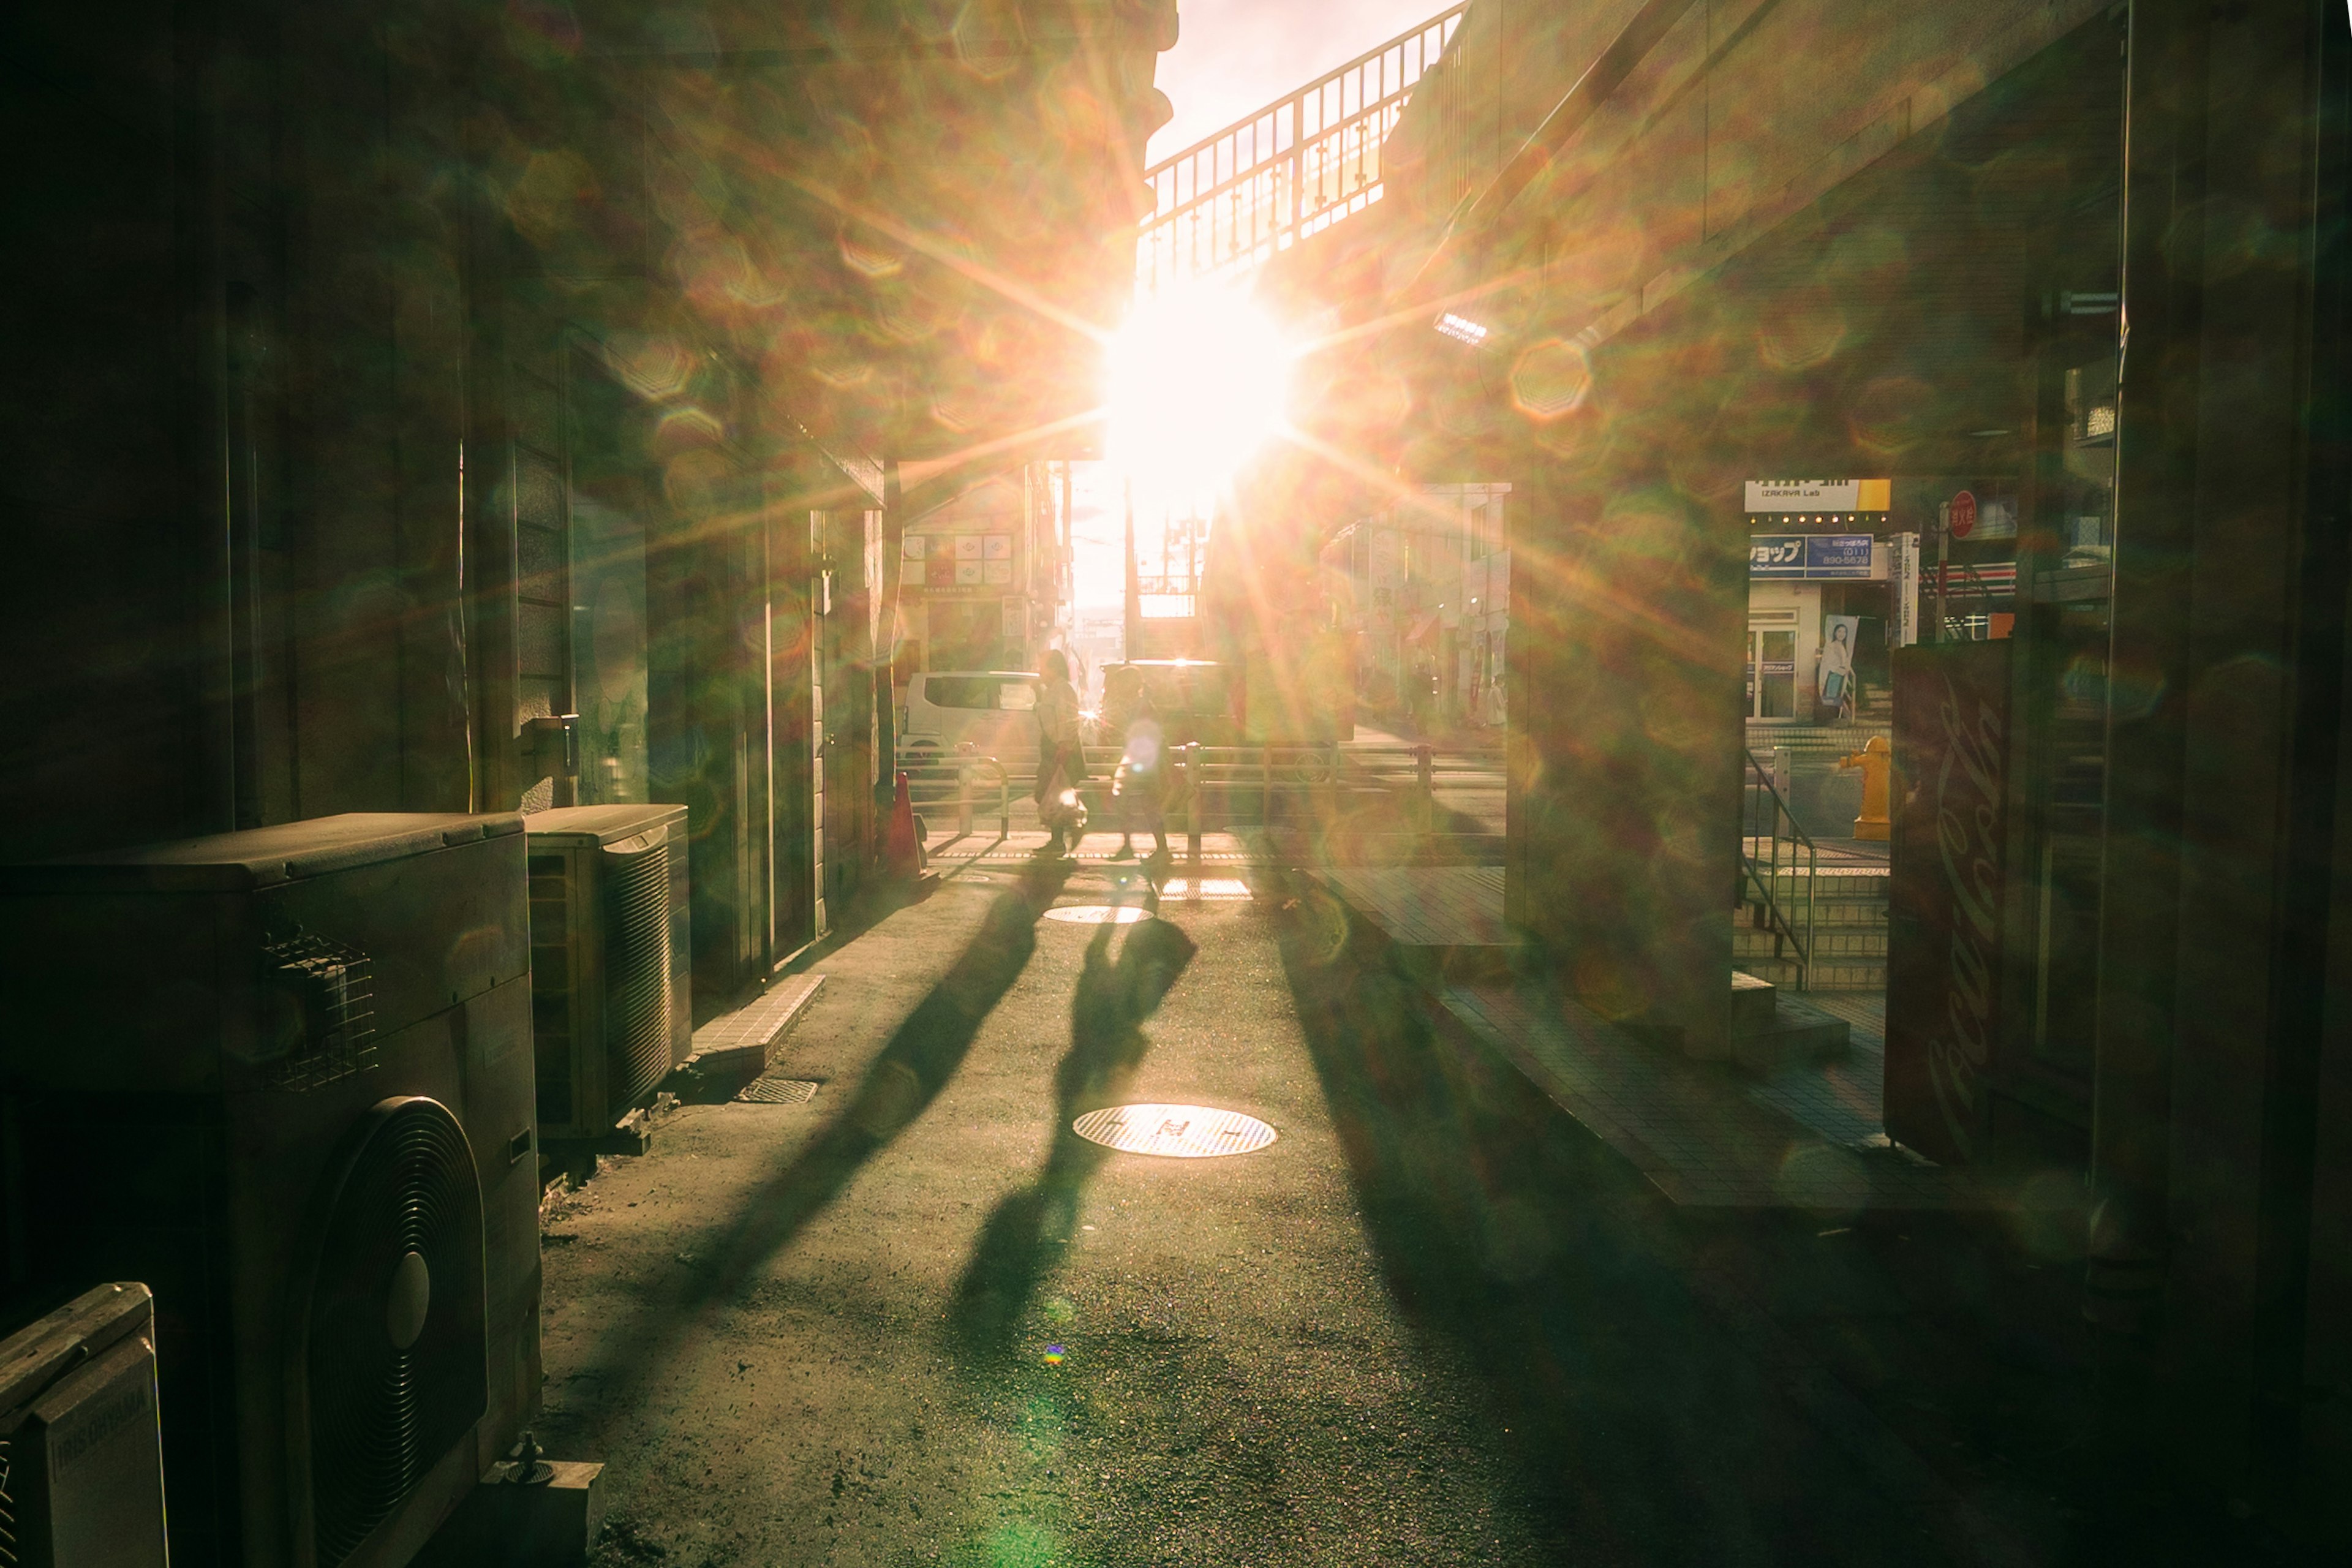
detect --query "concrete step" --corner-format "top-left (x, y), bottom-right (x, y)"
top-left (1726, 967), bottom-right (1851, 1074)
top-left (1807, 959), bottom-right (1888, 991)
top-left (1732, 955), bottom-right (1887, 993)
top-left (1731, 970), bottom-right (1778, 1035)
top-left (1731, 925), bottom-right (1885, 957)
top-left (1751, 875), bottom-right (1889, 904)
top-left (1738, 957), bottom-right (1806, 989)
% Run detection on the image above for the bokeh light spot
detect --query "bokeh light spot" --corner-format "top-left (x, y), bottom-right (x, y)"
top-left (1510, 337), bottom-right (1593, 420)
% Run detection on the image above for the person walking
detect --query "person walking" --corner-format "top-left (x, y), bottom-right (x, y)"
top-left (1035, 649), bottom-right (1088, 857)
top-left (1109, 678), bottom-right (1170, 864)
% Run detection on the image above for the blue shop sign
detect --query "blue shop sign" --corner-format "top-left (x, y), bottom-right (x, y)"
top-left (1750, 533), bottom-right (1874, 579)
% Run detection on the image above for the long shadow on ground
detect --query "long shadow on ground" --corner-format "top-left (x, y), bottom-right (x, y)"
top-left (948, 909), bottom-right (1197, 1361)
top-left (1274, 881), bottom-right (1981, 1567)
top-left (543, 856), bottom-right (1075, 1442)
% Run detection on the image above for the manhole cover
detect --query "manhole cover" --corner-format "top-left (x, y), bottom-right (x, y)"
top-left (1043, 905), bottom-right (1153, 924)
top-left (1071, 1104), bottom-right (1278, 1158)
top-left (736, 1077), bottom-right (820, 1105)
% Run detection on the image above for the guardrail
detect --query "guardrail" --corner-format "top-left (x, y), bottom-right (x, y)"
top-left (899, 739), bottom-right (1506, 829)
top-left (895, 745), bottom-right (1013, 842)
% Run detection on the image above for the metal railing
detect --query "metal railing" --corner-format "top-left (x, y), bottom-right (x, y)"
top-left (896, 745), bottom-right (1013, 842)
top-left (896, 738), bottom-right (1507, 830)
top-left (1740, 747), bottom-right (1818, 991)
top-left (1136, 4), bottom-right (1466, 291)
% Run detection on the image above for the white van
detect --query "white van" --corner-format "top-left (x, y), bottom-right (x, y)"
top-left (897, 671), bottom-right (1041, 762)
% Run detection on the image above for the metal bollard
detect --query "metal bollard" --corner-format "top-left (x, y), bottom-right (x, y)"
top-left (956, 746), bottom-right (974, 837)
top-left (1415, 744), bottom-right (1434, 801)
top-left (1261, 745), bottom-right (1275, 824)
top-left (1185, 742), bottom-right (1202, 880)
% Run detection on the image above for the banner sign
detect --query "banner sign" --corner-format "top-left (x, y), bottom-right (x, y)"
top-left (1745, 478), bottom-right (1891, 513)
top-left (900, 532), bottom-right (1017, 595)
top-left (1889, 533), bottom-right (1920, 646)
top-left (1750, 533), bottom-right (1875, 579)
top-left (1884, 639), bottom-right (2013, 1164)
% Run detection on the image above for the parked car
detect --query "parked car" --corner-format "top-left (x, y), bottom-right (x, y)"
top-left (897, 670), bottom-right (1041, 762)
top-left (1094, 660), bottom-right (1240, 747)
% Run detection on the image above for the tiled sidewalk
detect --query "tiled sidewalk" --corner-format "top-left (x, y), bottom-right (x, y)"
top-left (923, 829), bottom-right (1254, 870)
top-left (1438, 982), bottom-right (2041, 1213)
top-left (1308, 866), bottom-right (1509, 949)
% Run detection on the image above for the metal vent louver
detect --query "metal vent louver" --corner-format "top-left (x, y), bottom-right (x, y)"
top-left (602, 838), bottom-right (673, 1109)
top-left (258, 932), bottom-right (375, 1090)
top-left (527, 854), bottom-right (575, 1126)
top-left (304, 1098), bottom-right (485, 1568)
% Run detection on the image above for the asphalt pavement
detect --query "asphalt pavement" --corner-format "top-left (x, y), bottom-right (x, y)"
top-left (535, 861), bottom-right (1995, 1567)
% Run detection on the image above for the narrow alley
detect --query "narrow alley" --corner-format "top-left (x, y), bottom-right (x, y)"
top-left (6, 2), bottom-right (2351, 1564)
top-left (537, 853), bottom-right (2088, 1567)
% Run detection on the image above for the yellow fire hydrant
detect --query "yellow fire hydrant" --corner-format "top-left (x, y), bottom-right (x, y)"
top-left (1841, 734), bottom-right (1892, 842)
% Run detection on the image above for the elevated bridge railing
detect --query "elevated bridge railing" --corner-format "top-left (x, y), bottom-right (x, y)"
top-left (1136, 4), bottom-right (1466, 292)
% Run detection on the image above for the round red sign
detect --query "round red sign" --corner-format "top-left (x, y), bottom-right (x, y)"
top-left (1950, 489), bottom-right (1978, 540)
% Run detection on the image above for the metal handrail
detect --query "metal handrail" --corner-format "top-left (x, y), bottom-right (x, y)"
top-left (1740, 748), bottom-right (1818, 991)
top-left (1136, 4), bottom-right (1468, 289)
top-left (896, 739), bottom-right (1508, 831)
top-left (894, 747), bottom-right (1011, 841)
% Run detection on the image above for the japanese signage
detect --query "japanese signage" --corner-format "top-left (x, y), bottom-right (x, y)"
top-left (1749, 534), bottom-right (1875, 579)
top-left (1744, 478), bottom-right (1891, 513)
top-left (1884, 639), bottom-right (2011, 1164)
top-left (1888, 533), bottom-right (1920, 646)
top-left (900, 532), bottom-right (1016, 595)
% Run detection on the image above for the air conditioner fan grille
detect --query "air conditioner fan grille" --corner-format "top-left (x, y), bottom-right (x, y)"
top-left (306, 1098), bottom-right (485, 1568)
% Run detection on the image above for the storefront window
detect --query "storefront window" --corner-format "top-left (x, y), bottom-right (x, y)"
top-left (2022, 341), bottom-right (2121, 1088)
top-left (2029, 600), bottom-right (2108, 1079)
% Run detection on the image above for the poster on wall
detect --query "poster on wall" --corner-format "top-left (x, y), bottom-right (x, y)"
top-left (1883, 639), bottom-right (2013, 1165)
top-left (1818, 614), bottom-right (1860, 718)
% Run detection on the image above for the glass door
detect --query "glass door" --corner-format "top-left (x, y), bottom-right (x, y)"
top-left (2020, 335), bottom-right (2120, 1090)
top-left (1750, 629), bottom-right (1798, 718)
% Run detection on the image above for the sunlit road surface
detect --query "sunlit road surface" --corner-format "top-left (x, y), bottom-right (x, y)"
top-left (533, 871), bottom-right (1984, 1566)
top-left (905, 731), bottom-right (1507, 843)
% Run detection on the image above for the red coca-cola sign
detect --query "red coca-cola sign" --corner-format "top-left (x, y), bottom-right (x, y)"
top-left (1884, 639), bottom-right (2010, 1164)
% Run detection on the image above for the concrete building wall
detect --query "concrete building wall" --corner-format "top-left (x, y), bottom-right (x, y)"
top-left (1389, 0), bottom-right (2125, 1058)
top-left (1366, 0), bottom-right (2352, 1532)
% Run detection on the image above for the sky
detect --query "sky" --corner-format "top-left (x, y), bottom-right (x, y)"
top-left (1068, 0), bottom-right (1450, 608)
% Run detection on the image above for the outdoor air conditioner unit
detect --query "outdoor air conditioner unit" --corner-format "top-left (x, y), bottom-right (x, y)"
top-left (0, 815), bottom-right (542, 1568)
top-left (0, 1282), bottom-right (170, 1568)
top-left (523, 805), bottom-right (691, 1144)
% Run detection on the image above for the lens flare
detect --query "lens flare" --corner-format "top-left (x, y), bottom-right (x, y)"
top-left (1106, 284), bottom-right (1293, 497)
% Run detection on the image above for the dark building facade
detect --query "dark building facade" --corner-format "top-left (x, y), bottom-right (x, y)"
top-left (4, 0), bottom-right (1172, 1003)
top-left (1264, 0), bottom-right (2352, 1540)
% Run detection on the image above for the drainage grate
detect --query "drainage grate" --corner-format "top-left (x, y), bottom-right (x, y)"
top-left (736, 1076), bottom-right (820, 1105)
top-left (1042, 905), bottom-right (1153, 925)
top-left (1071, 1104), bottom-right (1278, 1158)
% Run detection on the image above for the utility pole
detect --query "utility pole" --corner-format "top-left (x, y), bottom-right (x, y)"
top-left (1060, 460), bottom-right (1076, 632)
top-left (1123, 476), bottom-right (1140, 662)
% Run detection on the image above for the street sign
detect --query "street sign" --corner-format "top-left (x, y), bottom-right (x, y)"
top-left (1749, 533), bottom-right (1877, 579)
top-left (1744, 478), bottom-right (1893, 513)
top-left (1949, 489), bottom-right (1977, 539)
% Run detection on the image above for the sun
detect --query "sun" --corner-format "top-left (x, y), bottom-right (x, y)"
top-left (1105, 284), bottom-right (1292, 500)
